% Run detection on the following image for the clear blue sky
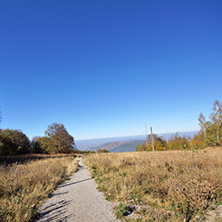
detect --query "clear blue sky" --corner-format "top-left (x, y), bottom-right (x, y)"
top-left (1, 0), bottom-right (222, 140)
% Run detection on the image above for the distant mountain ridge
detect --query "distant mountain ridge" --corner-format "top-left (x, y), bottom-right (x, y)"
top-left (75, 131), bottom-right (198, 152)
top-left (96, 140), bottom-right (145, 152)
top-left (108, 140), bottom-right (145, 153)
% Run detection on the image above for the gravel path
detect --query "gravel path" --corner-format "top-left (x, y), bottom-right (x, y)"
top-left (37, 158), bottom-right (119, 222)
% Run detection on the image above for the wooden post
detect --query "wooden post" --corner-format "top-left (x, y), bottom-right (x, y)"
top-left (150, 127), bottom-right (155, 152)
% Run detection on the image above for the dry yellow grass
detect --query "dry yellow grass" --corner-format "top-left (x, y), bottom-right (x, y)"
top-left (83, 149), bottom-right (222, 221)
top-left (0, 156), bottom-right (78, 222)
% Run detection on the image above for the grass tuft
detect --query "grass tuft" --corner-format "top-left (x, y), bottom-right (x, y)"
top-left (0, 156), bottom-right (78, 222)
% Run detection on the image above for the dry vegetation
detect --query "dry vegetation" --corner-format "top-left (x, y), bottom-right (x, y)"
top-left (0, 156), bottom-right (78, 222)
top-left (0, 154), bottom-right (77, 165)
top-left (83, 149), bottom-right (222, 221)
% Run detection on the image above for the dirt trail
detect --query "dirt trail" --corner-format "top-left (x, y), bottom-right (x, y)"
top-left (37, 157), bottom-right (119, 222)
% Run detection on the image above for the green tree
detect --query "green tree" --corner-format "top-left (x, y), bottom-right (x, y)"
top-left (167, 133), bottom-right (190, 150)
top-left (146, 137), bottom-right (167, 151)
top-left (43, 123), bottom-right (75, 154)
top-left (210, 100), bottom-right (222, 145)
top-left (137, 137), bottom-right (167, 151)
top-left (198, 100), bottom-right (222, 147)
top-left (136, 144), bottom-right (147, 151)
top-left (97, 149), bottom-right (110, 153)
top-left (40, 136), bottom-right (53, 153)
top-left (190, 133), bottom-right (205, 149)
top-left (0, 129), bottom-right (30, 155)
top-left (31, 136), bottom-right (44, 154)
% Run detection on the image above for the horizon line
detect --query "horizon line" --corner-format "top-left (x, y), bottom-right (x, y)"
top-left (75, 130), bottom-right (198, 141)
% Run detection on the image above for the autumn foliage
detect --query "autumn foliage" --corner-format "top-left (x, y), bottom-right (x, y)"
top-left (137, 100), bottom-right (222, 152)
top-left (0, 123), bottom-right (76, 156)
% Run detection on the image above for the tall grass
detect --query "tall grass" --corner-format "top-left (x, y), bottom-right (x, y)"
top-left (83, 150), bottom-right (222, 221)
top-left (0, 156), bottom-right (78, 222)
top-left (0, 154), bottom-right (77, 165)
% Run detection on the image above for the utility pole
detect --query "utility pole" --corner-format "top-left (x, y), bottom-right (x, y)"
top-left (150, 127), bottom-right (155, 152)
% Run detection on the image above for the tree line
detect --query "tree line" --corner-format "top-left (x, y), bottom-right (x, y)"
top-left (0, 123), bottom-right (77, 156)
top-left (1, 100), bottom-right (221, 155)
top-left (137, 100), bottom-right (222, 152)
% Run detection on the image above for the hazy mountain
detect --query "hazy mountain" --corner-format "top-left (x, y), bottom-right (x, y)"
top-left (109, 140), bottom-right (145, 153)
top-left (75, 135), bottom-right (147, 150)
top-left (75, 131), bottom-right (198, 152)
top-left (96, 140), bottom-right (145, 153)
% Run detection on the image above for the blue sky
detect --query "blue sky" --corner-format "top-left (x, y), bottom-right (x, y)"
top-left (1, 0), bottom-right (222, 140)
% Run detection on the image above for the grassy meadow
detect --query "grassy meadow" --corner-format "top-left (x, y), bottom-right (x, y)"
top-left (83, 149), bottom-right (222, 221)
top-left (0, 154), bottom-right (77, 165)
top-left (0, 155), bottom-right (78, 222)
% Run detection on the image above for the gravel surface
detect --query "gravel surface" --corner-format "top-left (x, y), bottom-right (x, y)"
top-left (37, 158), bottom-right (119, 222)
